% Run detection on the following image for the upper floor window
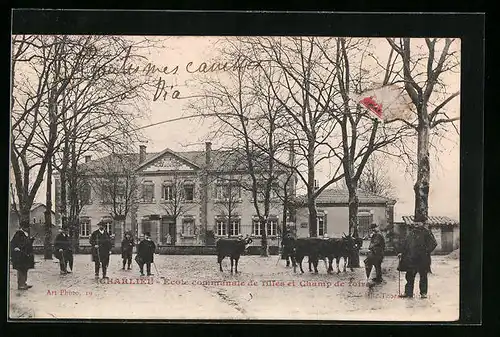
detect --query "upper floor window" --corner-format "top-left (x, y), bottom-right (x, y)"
top-left (162, 183), bottom-right (174, 201)
top-left (215, 181), bottom-right (241, 201)
top-left (80, 182), bottom-right (91, 205)
top-left (183, 183), bottom-right (195, 201)
top-left (142, 181), bottom-right (155, 203)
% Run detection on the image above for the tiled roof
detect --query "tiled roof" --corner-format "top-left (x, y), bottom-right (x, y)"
top-left (402, 216), bottom-right (459, 226)
top-left (80, 148), bottom-right (288, 173)
top-left (297, 188), bottom-right (396, 204)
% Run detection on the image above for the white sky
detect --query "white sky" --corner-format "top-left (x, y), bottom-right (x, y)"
top-left (34, 36), bottom-right (460, 222)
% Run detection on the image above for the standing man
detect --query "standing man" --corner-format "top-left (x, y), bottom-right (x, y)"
top-left (89, 221), bottom-right (113, 279)
top-left (137, 232), bottom-right (156, 276)
top-left (281, 225), bottom-right (294, 267)
top-left (10, 220), bottom-right (35, 290)
top-left (397, 221), bottom-right (438, 299)
top-left (54, 227), bottom-right (73, 274)
top-left (363, 223), bottom-right (386, 284)
top-left (121, 232), bottom-right (134, 270)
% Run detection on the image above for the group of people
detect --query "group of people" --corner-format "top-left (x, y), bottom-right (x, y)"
top-left (9, 220), bottom-right (160, 290)
top-left (85, 221), bottom-right (158, 279)
top-left (280, 220), bottom-right (438, 299)
top-left (11, 219), bottom-right (438, 298)
top-left (360, 221), bottom-right (438, 298)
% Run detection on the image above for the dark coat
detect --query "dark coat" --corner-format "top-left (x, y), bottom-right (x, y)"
top-left (137, 239), bottom-right (156, 263)
top-left (121, 238), bottom-right (135, 258)
top-left (89, 229), bottom-right (113, 262)
top-left (10, 230), bottom-right (35, 270)
top-left (369, 232), bottom-right (386, 257)
top-left (53, 233), bottom-right (73, 260)
top-left (397, 226), bottom-right (438, 273)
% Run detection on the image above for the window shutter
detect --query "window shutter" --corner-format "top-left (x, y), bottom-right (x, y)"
top-left (324, 215), bottom-right (328, 236)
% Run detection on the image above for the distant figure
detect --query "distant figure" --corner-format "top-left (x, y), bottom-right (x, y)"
top-left (54, 227), bottom-right (73, 274)
top-left (89, 221), bottom-right (113, 279)
top-left (121, 232), bottom-right (134, 270)
top-left (137, 232), bottom-right (156, 276)
top-left (165, 233), bottom-right (172, 245)
top-left (363, 223), bottom-right (385, 284)
top-left (397, 221), bottom-right (438, 299)
top-left (10, 221), bottom-right (35, 290)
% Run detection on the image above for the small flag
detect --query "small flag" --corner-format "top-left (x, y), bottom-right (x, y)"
top-left (352, 84), bottom-right (413, 122)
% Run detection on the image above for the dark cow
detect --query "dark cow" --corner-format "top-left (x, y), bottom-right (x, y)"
top-left (330, 234), bottom-right (362, 273)
top-left (287, 235), bottom-right (359, 274)
top-left (216, 236), bottom-right (253, 273)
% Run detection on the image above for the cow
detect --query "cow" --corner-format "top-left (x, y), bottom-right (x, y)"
top-left (216, 236), bottom-right (253, 273)
top-left (287, 235), bottom-right (359, 274)
top-left (330, 234), bottom-right (361, 273)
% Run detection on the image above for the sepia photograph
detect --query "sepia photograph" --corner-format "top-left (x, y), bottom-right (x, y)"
top-left (9, 20), bottom-right (466, 321)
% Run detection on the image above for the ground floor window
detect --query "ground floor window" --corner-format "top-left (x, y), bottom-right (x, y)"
top-left (182, 218), bottom-right (195, 236)
top-left (141, 218), bottom-right (152, 236)
top-left (80, 218), bottom-right (91, 237)
top-left (317, 216), bottom-right (325, 236)
top-left (216, 219), bottom-right (226, 236)
top-left (358, 211), bottom-right (373, 238)
top-left (268, 219), bottom-right (278, 236)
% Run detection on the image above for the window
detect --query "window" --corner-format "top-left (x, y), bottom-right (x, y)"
top-left (101, 182), bottom-right (113, 204)
top-left (268, 219), bottom-right (278, 236)
top-left (317, 216), bottom-right (325, 237)
top-left (184, 184), bottom-right (194, 201)
top-left (182, 218), bottom-right (195, 236)
top-left (142, 182), bottom-right (154, 203)
top-left (252, 219), bottom-right (263, 236)
top-left (252, 218), bottom-right (278, 236)
top-left (141, 218), bottom-right (152, 235)
top-left (104, 222), bottom-right (113, 235)
top-left (229, 218), bottom-right (240, 236)
top-left (216, 219), bottom-right (226, 236)
top-left (215, 184), bottom-right (228, 200)
top-left (357, 211), bottom-right (373, 238)
top-left (80, 218), bottom-right (91, 237)
top-left (162, 183), bottom-right (174, 201)
top-left (80, 183), bottom-right (91, 205)
top-left (215, 182), bottom-right (241, 201)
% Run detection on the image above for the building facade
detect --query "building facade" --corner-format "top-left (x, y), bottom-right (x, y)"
top-left (59, 143), bottom-right (292, 248)
top-left (294, 189), bottom-right (397, 250)
top-left (9, 203), bottom-right (57, 246)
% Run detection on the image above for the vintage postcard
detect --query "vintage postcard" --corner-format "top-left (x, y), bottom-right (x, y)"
top-left (9, 17), bottom-right (465, 321)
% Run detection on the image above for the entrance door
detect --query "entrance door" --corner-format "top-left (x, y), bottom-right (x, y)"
top-left (161, 216), bottom-right (176, 245)
top-left (442, 227), bottom-right (453, 252)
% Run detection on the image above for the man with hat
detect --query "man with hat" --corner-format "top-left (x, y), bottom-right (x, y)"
top-left (54, 226), bottom-right (74, 274)
top-left (137, 232), bottom-right (156, 276)
top-left (397, 221), bottom-right (438, 299)
top-left (89, 221), bottom-right (113, 279)
top-left (363, 223), bottom-right (386, 284)
top-left (121, 232), bottom-right (134, 270)
top-left (10, 220), bottom-right (35, 290)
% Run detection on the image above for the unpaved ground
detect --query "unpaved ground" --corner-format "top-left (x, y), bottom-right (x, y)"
top-left (9, 253), bottom-right (459, 321)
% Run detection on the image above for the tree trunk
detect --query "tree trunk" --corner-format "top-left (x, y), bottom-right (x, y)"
top-left (347, 182), bottom-right (360, 268)
top-left (414, 107), bottom-right (431, 223)
top-left (44, 159), bottom-right (53, 259)
top-left (308, 195), bottom-right (318, 237)
top-left (260, 217), bottom-right (269, 257)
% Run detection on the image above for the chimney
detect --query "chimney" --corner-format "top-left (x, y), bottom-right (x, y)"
top-left (85, 155), bottom-right (91, 163)
top-left (139, 145), bottom-right (146, 163)
top-left (205, 142), bottom-right (212, 166)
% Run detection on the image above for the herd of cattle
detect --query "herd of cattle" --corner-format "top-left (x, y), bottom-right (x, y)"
top-left (216, 234), bottom-right (363, 274)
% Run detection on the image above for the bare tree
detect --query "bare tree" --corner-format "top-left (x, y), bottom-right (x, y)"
top-left (319, 37), bottom-right (414, 242)
top-left (189, 43), bottom-right (290, 255)
top-left (222, 37), bottom-right (346, 238)
top-left (85, 153), bottom-right (139, 237)
top-left (159, 167), bottom-right (197, 236)
top-left (358, 155), bottom-right (396, 199)
top-left (385, 38), bottom-right (460, 222)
